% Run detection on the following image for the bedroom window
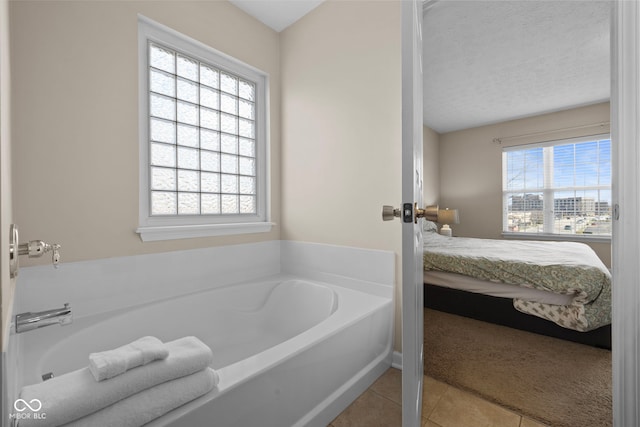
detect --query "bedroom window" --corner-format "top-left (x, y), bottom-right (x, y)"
top-left (502, 134), bottom-right (611, 239)
top-left (137, 16), bottom-right (271, 241)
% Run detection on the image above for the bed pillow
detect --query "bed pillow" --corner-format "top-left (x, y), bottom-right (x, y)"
top-left (423, 220), bottom-right (438, 233)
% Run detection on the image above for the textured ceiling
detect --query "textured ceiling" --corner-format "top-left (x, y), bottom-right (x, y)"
top-left (423, 1), bottom-right (611, 134)
top-left (230, 0), bottom-right (611, 134)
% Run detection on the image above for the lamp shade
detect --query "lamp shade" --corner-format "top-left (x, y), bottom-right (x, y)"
top-left (437, 208), bottom-right (459, 225)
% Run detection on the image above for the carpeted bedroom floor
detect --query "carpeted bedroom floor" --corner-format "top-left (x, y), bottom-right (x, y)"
top-left (424, 308), bottom-right (612, 427)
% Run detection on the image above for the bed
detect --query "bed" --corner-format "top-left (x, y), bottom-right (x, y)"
top-left (422, 227), bottom-right (612, 349)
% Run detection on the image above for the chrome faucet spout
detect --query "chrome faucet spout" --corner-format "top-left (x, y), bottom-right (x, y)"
top-left (16, 303), bottom-right (73, 334)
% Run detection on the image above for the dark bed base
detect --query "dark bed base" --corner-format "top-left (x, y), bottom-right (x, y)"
top-left (424, 283), bottom-right (612, 350)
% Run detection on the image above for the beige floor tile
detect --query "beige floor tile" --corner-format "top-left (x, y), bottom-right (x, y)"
top-left (330, 369), bottom-right (542, 427)
top-left (428, 387), bottom-right (521, 427)
top-left (520, 417), bottom-right (550, 427)
top-left (330, 389), bottom-right (402, 427)
top-left (423, 376), bottom-right (450, 418)
top-left (368, 368), bottom-right (449, 421)
top-left (369, 367), bottom-right (401, 404)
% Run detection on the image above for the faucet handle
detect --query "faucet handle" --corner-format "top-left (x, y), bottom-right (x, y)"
top-left (17, 240), bottom-right (61, 268)
top-left (52, 244), bottom-right (61, 267)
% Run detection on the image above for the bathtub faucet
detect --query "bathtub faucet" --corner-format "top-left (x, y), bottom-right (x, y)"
top-left (15, 303), bottom-right (73, 334)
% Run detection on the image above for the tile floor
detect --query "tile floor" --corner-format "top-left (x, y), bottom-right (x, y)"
top-left (329, 368), bottom-right (549, 427)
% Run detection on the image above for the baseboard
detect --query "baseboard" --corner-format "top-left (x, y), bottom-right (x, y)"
top-left (392, 351), bottom-right (402, 370)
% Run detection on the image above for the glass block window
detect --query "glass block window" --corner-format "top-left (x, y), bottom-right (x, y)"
top-left (148, 42), bottom-right (257, 216)
top-left (502, 134), bottom-right (611, 238)
top-left (137, 16), bottom-right (269, 241)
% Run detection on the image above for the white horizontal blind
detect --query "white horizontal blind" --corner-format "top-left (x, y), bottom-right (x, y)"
top-left (502, 134), bottom-right (611, 237)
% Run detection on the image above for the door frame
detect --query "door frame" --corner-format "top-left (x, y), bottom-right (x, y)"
top-left (0, 0), bottom-right (13, 350)
top-left (611, 1), bottom-right (640, 425)
top-left (0, 0), bottom-right (13, 425)
top-left (413, 1), bottom-right (639, 426)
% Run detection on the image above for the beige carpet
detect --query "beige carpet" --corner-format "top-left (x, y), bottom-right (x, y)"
top-left (424, 308), bottom-right (612, 427)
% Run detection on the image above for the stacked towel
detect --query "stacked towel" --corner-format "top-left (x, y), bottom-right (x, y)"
top-left (18, 336), bottom-right (217, 427)
top-left (64, 368), bottom-right (219, 427)
top-left (89, 336), bottom-right (169, 381)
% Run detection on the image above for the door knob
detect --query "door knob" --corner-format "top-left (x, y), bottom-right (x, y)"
top-left (382, 204), bottom-right (430, 223)
top-left (414, 203), bottom-right (426, 224)
top-left (382, 205), bottom-right (401, 221)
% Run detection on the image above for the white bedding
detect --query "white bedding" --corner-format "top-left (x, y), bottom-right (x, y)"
top-left (423, 232), bottom-right (612, 331)
top-left (423, 270), bottom-right (574, 305)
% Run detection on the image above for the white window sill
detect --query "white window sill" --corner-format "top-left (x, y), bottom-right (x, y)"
top-left (501, 232), bottom-right (611, 244)
top-left (136, 222), bottom-right (274, 242)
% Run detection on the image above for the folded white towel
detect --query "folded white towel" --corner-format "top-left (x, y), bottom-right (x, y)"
top-left (19, 336), bottom-right (214, 427)
top-left (89, 336), bottom-right (169, 382)
top-left (64, 368), bottom-right (218, 427)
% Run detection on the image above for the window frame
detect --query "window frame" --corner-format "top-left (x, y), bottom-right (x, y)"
top-left (501, 133), bottom-right (612, 242)
top-left (136, 16), bottom-right (271, 242)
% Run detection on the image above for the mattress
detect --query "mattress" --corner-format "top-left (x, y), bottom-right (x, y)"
top-left (423, 232), bottom-right (611, 331)
top-left (423, 270), bottom-right (574, 306)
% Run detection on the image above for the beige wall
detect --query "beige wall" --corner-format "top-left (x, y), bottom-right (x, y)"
top-left (423, 125), bottom-right (440, 205)
top-left (438, 102), bottom-right (611, 267)
top-left (280, 0), bottom-right (403, 349)
top-left (10, 1), bottom-right (281, 266)
top-left (10, 0), bottom-right (405, 350)
top-left (8, 0), bottom-right (609, 355)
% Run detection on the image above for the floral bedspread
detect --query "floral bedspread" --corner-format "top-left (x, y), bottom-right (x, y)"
top-left (423, 232), bottom-right (611, 332)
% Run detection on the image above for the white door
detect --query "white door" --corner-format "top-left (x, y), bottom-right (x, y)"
top-left (401, 0), bottom-right (424, 425)
top-left (383, 2), bottom-right (423, 423)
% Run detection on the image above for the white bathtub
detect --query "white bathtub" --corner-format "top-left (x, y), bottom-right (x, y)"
top-left (16, 275), bottom-right (393, 427)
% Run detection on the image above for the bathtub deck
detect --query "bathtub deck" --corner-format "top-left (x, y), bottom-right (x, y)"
top-left (329, 368), bottom-right (548, 427)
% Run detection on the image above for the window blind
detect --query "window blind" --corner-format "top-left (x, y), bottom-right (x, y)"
top-left (502, 134), bottom-right (611, 237)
